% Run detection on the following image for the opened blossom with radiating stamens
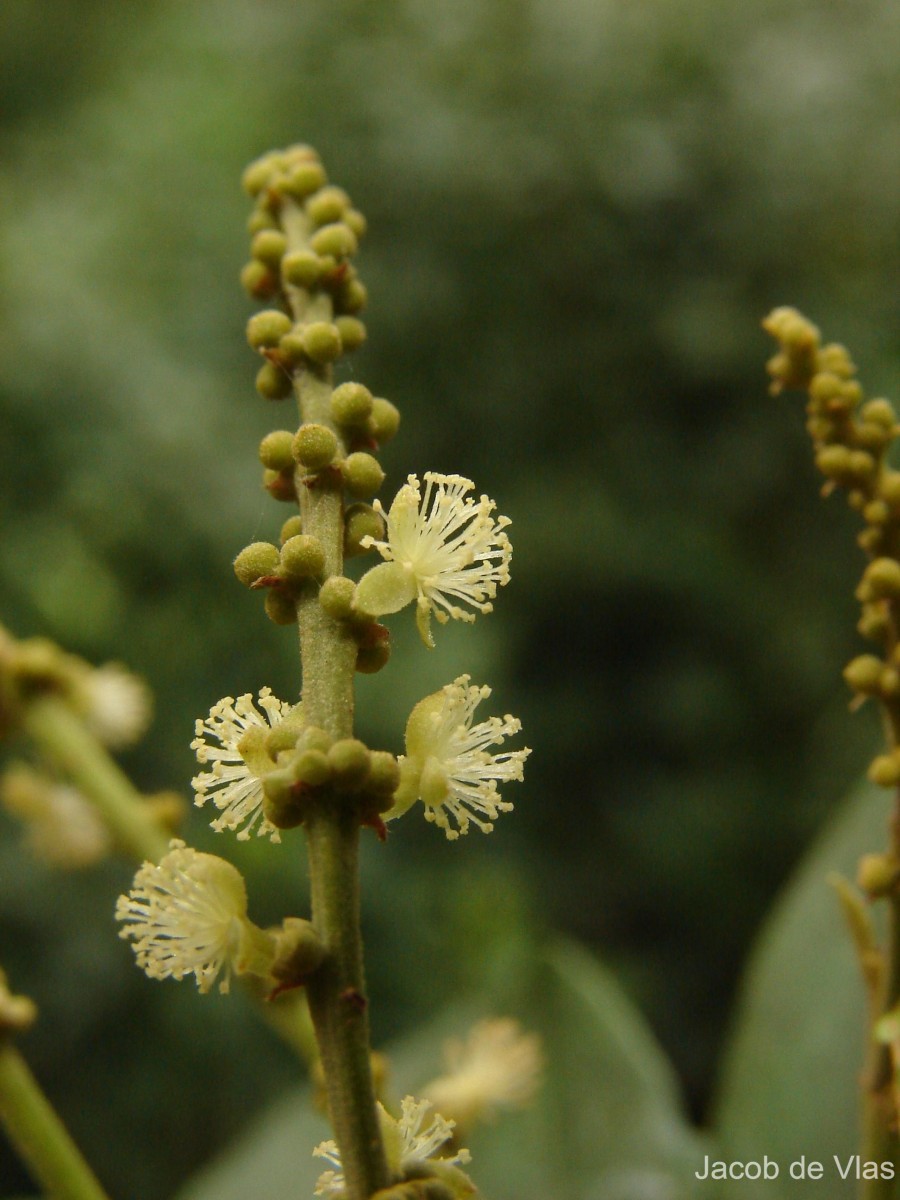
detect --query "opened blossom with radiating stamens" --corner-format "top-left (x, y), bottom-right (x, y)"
top-left (115, 840), bottom-right (275, 994)
top-left (354, 472), bottom-right (512, 647)
top-left (313, 1096), bottom-right (474, 1197)
top-left (386, 675), bottom-right (530, 840)
top-left (191, 688), bottom-right (297, 842)
top-left (422, 1017), bottom-right (543, 1132)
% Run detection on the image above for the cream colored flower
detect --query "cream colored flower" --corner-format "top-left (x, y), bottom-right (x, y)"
top-left (355, 472), bottom-right (512, 647)
top-left (386, 676), bottom-right (530, 840)
top-left (314, 1096), bottom-right (474, 1196)
top-left (191, 689), bottom-right (296, 841)
top-left (423, 1018), bottom-right (543, 1131)
top-left (115, 840), bottom-right (274, 994)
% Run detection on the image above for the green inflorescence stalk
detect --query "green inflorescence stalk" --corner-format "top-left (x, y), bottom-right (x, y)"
top-left (241, 147), bottom-right (389, 1199)
top-left (0, 1039), bottom-right (112, 1200)
top-left (764, 307), bottom-right (900, 1197)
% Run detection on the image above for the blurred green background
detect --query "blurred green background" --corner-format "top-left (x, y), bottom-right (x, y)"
top-left (1, 0), bottom-right (899, 1196)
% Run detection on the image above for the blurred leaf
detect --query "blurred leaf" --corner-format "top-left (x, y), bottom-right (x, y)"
top-left (176, 937), bottom-right (707, 1200)
top-left (712, 779), bottom-right (886, 1197)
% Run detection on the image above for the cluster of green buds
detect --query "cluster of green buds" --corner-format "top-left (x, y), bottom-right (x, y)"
top-left (764, 307), bottom-right (900, 887)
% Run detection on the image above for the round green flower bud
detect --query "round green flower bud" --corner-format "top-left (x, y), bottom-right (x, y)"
top-left (240, 260), bottom-right (278, 301)
top-left (344, 503), bottom-right (384, 557)
top-left (266, 721), bottom-right (303, 757)
top-left (368, 397), bottom-right (400, 445)
top-left (309, 222), bottom-right (358, 260)
top-left (335, 277), bottom-right (368, 314)
top-left (859, 528), bottom-right (886, 556)
top-left (319, 575), bottom-right (357, 619)
top-left (863, 398), bottom-right (897, 428)
top-left (368, 750), bottom-right (400, 796)
top-left (843, 654), bottom-right (885, 695)
top-left (271, 918), bottom-right (326, 984)
top-left (263, 468), bottom-right (297, 502)
top-left (881, 666), bottom-right (900, 699)
top-left (880, 473), bottom-right (900, 506)
top-left (262, 779), bottom-right (306, 831)
top-left (864, 558), bottom-right (900, 601)
top-left (259, 430), bottom-right (296, 471)
top-left (859, 603), bottom-right (890, 643)
top-left (280, 515), bottom-right (304, 544)
top-left (292, 424), bottom-right (338, 471)
top-left (335, 316), bottom-right (367, 352)
top-left (247, 208), bottom-right (278, 235)
top-left (864, 499), bottom-right (891, 526)
top-left (814, 445), bottom-right (851, 480)
top-left (256, 361), bottom-right (292, 403)
top-left (302, 321), bottom-right (343, 364)
top-left (262, 767), bottom-right (294, 806)
top-left (869, 754), bottom-right (900, 788)
top-left (331, 382), bottom-right (374, 427)
top-left (342, 452), bottom-right (385, 498)
top-left (251, 229), bottom-right (288, 268)
top-left (858, 853), bottom-right (900, 897)
top-left (847, 450), bottom-right (876, 481)
top-left (857, 423), bottom-right (893, 453)
top-left (343, 209), bottom-right (367, 239)
top-left (277, 330), bottom-right (307, 367)
top-left (355, 624), bottom-right (391, 674)
top-left (281, 250), bottom-right (323, 290)
top-left (281, 160), bottom-right (327, 200)
top-left (242, 153), bottom-right (282, 196)
top-left (306, 186), bottom-right (350, 225)
top-left (264, 590), bottom-right (298, 626)
top-left (292, 748), bottom-right (332, 787)
top-left (328, 739), bottom-right (371, 790)
top-left (280, 534), bottom-right (326, 580)
top-left (300, 726), bottom-right (333, 756)
top-left (233, 541), bottom-right (280, 586)
top-left (247, 309), bottom-right (292, 349)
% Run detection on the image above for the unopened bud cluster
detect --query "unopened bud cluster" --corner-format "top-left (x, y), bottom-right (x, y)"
top-left (765, 309), bottom-right (900, 834)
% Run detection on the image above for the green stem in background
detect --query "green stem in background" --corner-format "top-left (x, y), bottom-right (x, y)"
top-left (282, 197), bottom-right (389, 1198)
top-left (0, 1040), bottom-right (111, 1200)
top-left (22, 695), bottom-right (169, 862)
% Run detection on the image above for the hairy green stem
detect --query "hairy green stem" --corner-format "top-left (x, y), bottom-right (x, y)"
top-left (0, 1040), bottom-right (111, 1200)
top-left (282, 198), bottom-right (388, 1198)
top-left (22, 696), bottom-right (169, 862)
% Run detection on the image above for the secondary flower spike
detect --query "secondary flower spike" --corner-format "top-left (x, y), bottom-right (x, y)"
top-left (386, 676), bottom-right (530, 840)
top-left (191, 688), bottom-right (298, 841)
top-left (115, 840), bottom-right (275, 994)
top-left (354, 472), bottom-right (512, 647)
top-left (313, 1096), bottom-right (474, 1197)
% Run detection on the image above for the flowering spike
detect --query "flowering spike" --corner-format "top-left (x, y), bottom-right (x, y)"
top-left (191, 688), bottom-right (299, 841)
top-left (355, 473), bottom-right (512, 647)
top-left (115, 840), bottom-right (274, 994)
top-left (386, 676), bottom-right (530, 840)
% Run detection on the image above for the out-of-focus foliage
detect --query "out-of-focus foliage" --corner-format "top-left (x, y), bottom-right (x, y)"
top-left (713, 782), bottom-right (884, 1197)
top-left (1, 0), bottom-right (898, 1195)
